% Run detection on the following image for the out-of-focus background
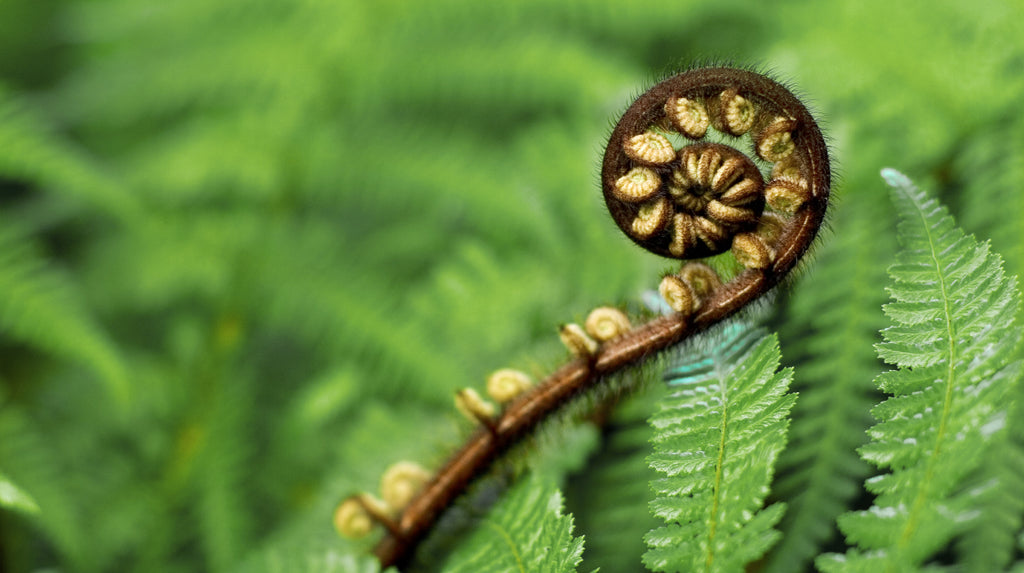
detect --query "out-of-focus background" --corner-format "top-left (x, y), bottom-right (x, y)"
top-left (1, 1), bottom-right (1022, 572)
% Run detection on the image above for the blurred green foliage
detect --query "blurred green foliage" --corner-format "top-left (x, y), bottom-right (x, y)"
top-left (1, 0), bottom-right (1023, 571)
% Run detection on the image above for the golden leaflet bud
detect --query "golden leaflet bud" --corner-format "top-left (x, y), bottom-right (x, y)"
top-left (380, 461), bottom-right (431, 510)
top-left (613, 167), bottom-right (661, 202)
top-left (559, 323), bottom-right (599, 358)
top-left (678, 262), bottom-right (723, 299)
top-left (732, 233), bottom-right (773, 269)
top-left (733, 213), bottom-right (787, 269)
top-left (584, 306), bottom-right (632, 342)
top-left (693, 216), bottom-right (729, 250)
top-left (721, 88), bottom-right (756, 136)
top-left (455, 388), bottom-right (496, 424)
top-left (705, 199), bottom-right (757, 225)
top-left (630, 197), bottom-right (671, 240)
top-left (669, 213), bottom-right (698, 257)
top-left (334, 494), bottom-right (387, 539)
top-left (771, 155), bottom-right (807, 184)
top-left (756, 118), bottom-right (797, 162)
top-left (486, 369), bottom-right (534, 403)
top-left (665, 97), bottom-right (710, 139)
top-left (659, 275), bottom-right (697, 316)
top-left (766, 179), bottom-right (811, 214)
top-left (624, 131), bottom-right (676, 164)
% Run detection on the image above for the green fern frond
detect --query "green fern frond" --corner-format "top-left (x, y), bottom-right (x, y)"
top-left (83, 211), bottom-right (264, 310)
top-left (955, 421), bottom-right (1024, 572)
top-left (231, 526), bottom-right (383, 573)
top-left (119, 110), bottom-right (298, 204)
top-left (766, 184), bottom-right (891, 573)
top-left (956, 258), bottom-right (1024, 572)
top-left (193, 372), bottom-right (256, 572)
top-left (819, 169), bottom-right (1023, 571)
top-left (644, 325), bottom-right (795, 573)
top-left (567, 383), bottom-right (664, 573)
top-left (1016, 533), bottom-right (1024, 572)
top-left (953, 115), bottom-right (1024, 279)
top-left (441, 473), bottom-right (585, 573)
top-left (259, 256), bottom-right (470, 406)
top-left (0, 405), bottom-right (93, 570)
top-left (254, 550), bottom-right (383, 573)
top-left (0, 85), bottom-right (139, 221)
top-left (56, 0), bottom-right (337, 125)
top-left (0, 224), bottom-right (129, 404)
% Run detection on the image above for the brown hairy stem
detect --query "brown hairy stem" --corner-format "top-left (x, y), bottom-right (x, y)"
top-left (371, 67), bottom-right (831, 569)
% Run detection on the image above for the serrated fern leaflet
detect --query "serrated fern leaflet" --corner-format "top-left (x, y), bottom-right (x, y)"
top-left (645, 323), bottom-right (795, 573)
top-left (441, 473), bottom-right (584, 573)
top-left (818, 169), bottom-right (1023, 571)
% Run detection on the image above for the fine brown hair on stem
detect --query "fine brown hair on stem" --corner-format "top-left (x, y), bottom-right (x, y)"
top-left (363, 66), bottom-right (831, 570)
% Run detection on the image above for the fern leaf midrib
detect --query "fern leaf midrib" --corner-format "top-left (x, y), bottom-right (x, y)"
top-left (894, 189), bottom-right (959, 566)
top-left (484, 520), bottom-right (526, 573)
top-left (706, 355), bottom-right (732, 571)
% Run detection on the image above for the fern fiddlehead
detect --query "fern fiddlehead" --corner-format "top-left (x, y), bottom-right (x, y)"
top-left (338, 66), bottom-right (832, 570)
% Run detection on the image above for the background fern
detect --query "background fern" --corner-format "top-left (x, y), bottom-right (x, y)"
top-left (2, 1), bottom-right (1024, 572)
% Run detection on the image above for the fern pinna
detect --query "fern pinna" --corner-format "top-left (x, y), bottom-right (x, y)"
top-left (646, 323), bottom-right (795, 572)
top-left (817, 170), bottom-right (1024, 571)
top-left (334, 66), bottom-right (832, 570)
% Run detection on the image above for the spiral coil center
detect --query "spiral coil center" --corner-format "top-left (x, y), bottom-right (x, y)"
top-left (602, 68), bottom-right (821, 269)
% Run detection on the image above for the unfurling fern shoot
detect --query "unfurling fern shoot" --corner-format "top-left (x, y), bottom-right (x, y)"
top-left (335, 67), bottom-right (832, 570)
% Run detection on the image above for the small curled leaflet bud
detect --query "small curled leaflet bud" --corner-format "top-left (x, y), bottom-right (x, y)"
top-left (614, 167), bottom-right (662, 202)
top-left (659, 275), bottom-right (697, 315)
top-left (677, 262), bottom-right (722, 299)
top-left (719, 88), bottom-right (756, 135)
top-left (381, 461), bottom-right (431, 510)
top-left (624, 132), bottom-right (676, 164)
top-left (630, 197), bottom-right (671, 239)
top-left (335, 494), bottom-right (391, 539)
top-left (665, 97), bottom-right (710, 139)
top-left (559, 323), bottom-right (600, 358)
top-left (368, 66), bottom-right (831, 570)
top-left (732, 233), bottom-right (773, 269)
top-left (766, 179), bottom-right (811, 214)
top-left (584, 307), bottom-right (632, 342)
top-left (733, 212), bottom-right (788, 269)
top-left (454, 388), bottom-right (496, 425)
top-left (756, 118), bottom-right (797, 162)
top-left (771, 155), bottom-right (807, 185)
top-left (486, 369), bottom-right (534, 403)
top-left (334, 498), bottom-right (373, 539)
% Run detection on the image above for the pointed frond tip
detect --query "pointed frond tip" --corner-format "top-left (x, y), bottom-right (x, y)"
top-left (824, 169), bottom-right (1024, 570)
top-left (645, 325), bottom-right (795, 573)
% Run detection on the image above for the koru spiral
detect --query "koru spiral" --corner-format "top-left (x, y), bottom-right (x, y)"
top-left (602, 66), bottom-right (829, 273)
top-left (335, 66), bottom-right (831, 570)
